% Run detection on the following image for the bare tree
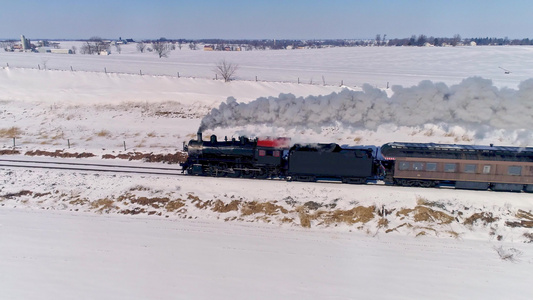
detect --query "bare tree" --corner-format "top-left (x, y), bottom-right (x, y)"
top-left (1, 40), bottom-right (15, 51)
top-left (71, 45), bottom-right (77, 54)
top-left (115, 44), bottom-right (122, 54)
top-left (189, 42), bottom-right (197, 50)
top-left (80, 36), bottom-right (109, 55)
top-left (214, 59), bottom-right (238, 82)
top-left (152, 41), bottom-right (170, 58)
top-left (136, 42), bottom-right (147, 53)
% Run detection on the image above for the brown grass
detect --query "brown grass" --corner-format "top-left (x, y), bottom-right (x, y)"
top-left (96, 130), bottom-right (111, 137)
top-left (129, 196), bottom-right (169, 208)
top-left (91, 198), bottom-right (118, 213)
top-left (165, 200), bottom-right (185, 212)
top-left (0, 127), bottom-right (23, 138)
top-left (397, 206), bottom-right (454, 224)
top-left (463, 212), bottom-right (499, 226)
top-left (377, 217), bottom-right (389, 228)
top-left (213, 200), bottom-right (240, 213)
top-left (385, 222), bottom-right (412, 233)
top-left (241, 201), bottom-right (288, 216)
top-left (297, 205), bottom-right (376, 228)
top-left (516, 210), bottom-right (533, 221)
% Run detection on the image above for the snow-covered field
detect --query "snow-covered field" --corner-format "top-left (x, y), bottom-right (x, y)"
top-left (1, 44), bottom-right (532, 299)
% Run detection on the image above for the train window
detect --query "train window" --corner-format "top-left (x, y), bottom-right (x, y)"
top-left (426, 163), bottom-right (437, 171)
top-left (483, 165), bottom-right (491, 174)
top-left (399, 162), bottom-right (410, 170)
top-left (444, 163), bottom-right (456, 172)
top-left (508, 166), bottom-right (522, 176)
top-left (273, 150), bottom-right (280, 157)
top-left (412, 162), bottom-right (424, 170)
top-left (464, 164), bottom-right (476, 173)
top-left (258, 150), bottom-right (266, 157)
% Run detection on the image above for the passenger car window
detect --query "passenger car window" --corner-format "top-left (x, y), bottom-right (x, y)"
top-left (508, 166), bottom-right (522, 176)
top-left (412, 162), bottom-right (424, 170)
top-left (444, 163), bottom-right (456, 172)
top-left (399, 162), bottom-right (409, 170)
top-left (426, 163), bottom-right (437, 171)
top-left (464, 164), bottom-right (476, 173)
top-left (483, 165), bottom-right (491, 174)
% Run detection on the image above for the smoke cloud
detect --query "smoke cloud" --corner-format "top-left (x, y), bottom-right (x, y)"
top-left (199, 77), bottom-right (533, 133)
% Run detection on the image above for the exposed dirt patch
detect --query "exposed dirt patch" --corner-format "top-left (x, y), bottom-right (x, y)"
top-left (26, 150), bottom-right (96, 158)
top-left (102, 151), bottom-right (187, 164)
top-left (1, 190), bottom-right (33, 199)
top-left (0, 149), bottom-right (21, 155)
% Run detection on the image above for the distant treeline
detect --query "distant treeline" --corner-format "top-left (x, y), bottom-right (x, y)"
top-left (154, 35), bottom-right (533, 49)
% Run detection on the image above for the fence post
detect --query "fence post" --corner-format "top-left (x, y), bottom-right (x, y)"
top-left (387, 82), bottom-right (389, 89)
top-left (6, 63), bottom-right (9, 67)
top-left (298, 77), bottom-right (300, 84)
top-left (68, 139), bottom-right (70, 149)
top-left (140, 70), bottom-right (142, 76)
top-left (13, 137), bottom-right (15, 149)
top-left (177, 72), bottom-right (180, 78)
top-left (38, 64), bottom-right (40, 70)
top-left (341, 80), bottom-right (343, 86)
top-left (104, 67), bottom-right (107, 74)
top-left (71, 66), bottom-right (73, 71)
top-left (123, 141), bottom-right (126, 151)
top-left (255, 76), bottom-right (257, 82)
top-left (215, 74), bottom-right (217, 80)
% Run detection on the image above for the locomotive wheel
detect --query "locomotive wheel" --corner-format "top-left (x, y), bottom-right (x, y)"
top-left (255, 169), bottom-right (269, 179)
top-left (226, 170), bottom-right (241, 178)
top-left (242, 170), bottom-right (254, 178)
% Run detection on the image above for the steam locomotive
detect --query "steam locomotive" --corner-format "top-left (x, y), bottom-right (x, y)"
top-left (181, 133), bottom-right (533, 192)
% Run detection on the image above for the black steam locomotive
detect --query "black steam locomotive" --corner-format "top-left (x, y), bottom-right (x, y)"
top-left (182, 132), bottom-right (382, 183)
top-left (181, 133), bottom-right (533, 192)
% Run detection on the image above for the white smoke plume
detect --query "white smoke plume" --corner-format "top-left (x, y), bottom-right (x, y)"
top-left (199, 77), bottom-right (533, 134)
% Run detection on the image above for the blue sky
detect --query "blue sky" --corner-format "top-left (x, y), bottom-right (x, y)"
top-left (1, 0), bottom-right (532, 40)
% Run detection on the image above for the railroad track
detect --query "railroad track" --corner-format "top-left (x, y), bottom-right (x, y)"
top-left (0, 157), bottom-right (185, 176)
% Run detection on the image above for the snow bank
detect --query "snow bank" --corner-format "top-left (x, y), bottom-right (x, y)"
top-left (0, 68), bottom-right (342, 105)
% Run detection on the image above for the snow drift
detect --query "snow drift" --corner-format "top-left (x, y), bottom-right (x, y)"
top-left (199, 77), bottom-right (533, 136)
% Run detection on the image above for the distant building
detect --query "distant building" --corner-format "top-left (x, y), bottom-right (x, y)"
top-left (20, 35), bottom-right (31, 51)
top-left (51, 48), bottom-right (72, 54)
top-left (204, 45), bottom-right (214, 51)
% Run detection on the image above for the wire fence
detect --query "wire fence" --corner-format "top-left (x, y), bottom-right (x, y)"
top-left (1, 60), bottom-right (368, 89)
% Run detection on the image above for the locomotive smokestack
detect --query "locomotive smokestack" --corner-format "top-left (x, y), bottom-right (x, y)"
top-left (197, 131), bottom-right (202, 141)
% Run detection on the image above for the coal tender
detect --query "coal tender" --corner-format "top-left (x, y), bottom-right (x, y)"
top-left (287, 143), bottom-right (377, 183)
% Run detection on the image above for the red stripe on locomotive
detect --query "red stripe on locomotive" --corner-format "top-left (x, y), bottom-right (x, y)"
top-left (257, 137), bottom-right (291, 148)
